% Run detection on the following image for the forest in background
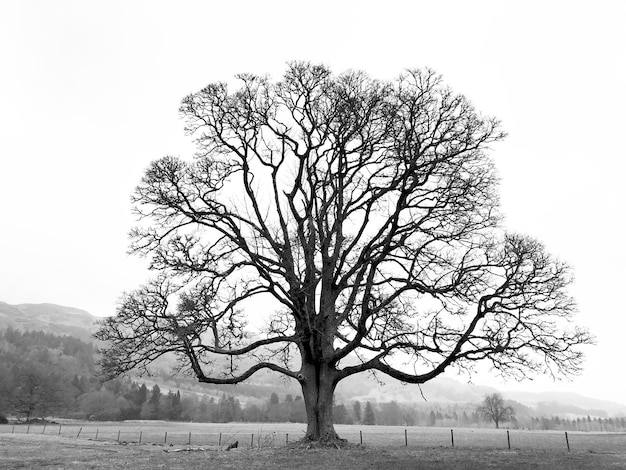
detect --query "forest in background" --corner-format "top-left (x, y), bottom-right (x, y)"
top-left (0, 328), bottom-right (624, 432)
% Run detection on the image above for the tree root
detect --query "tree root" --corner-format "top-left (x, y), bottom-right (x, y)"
top-left (288, 437), bottom-right (359, 450)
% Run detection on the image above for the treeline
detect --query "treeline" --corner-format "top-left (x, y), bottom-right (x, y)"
top-left (0, 328), bottom-right (98, 421)
top-left (358, 401), bottom-right (626, 432)
top-left (524, 415), bottom-right (626, 432)
top-left (84, 381), bottom-right (309, 423)
top-left (0, 328), bottom-right (309, 423)
top-left (2, 328), bottom-right (626, 432)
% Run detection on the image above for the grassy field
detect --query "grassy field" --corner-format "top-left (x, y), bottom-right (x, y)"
top-left (1, 422), bottom-right (626, 469)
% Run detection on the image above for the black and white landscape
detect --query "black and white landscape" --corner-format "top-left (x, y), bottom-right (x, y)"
top-left (1, 301), bottom-right (624, 428)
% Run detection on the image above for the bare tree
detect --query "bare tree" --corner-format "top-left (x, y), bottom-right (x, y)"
top-left (11, 367), bottom-right (63, 421)
top-left (478, 393), bottom-right (515, 428)
top-left (95, 62), bottom-right (591, 443)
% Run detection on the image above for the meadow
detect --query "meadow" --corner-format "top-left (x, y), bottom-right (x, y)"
top-left (1, 422), bottom-right (626, 469)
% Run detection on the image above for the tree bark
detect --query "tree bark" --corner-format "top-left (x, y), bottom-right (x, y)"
top-left (300, 362), bottom-right (341, 442)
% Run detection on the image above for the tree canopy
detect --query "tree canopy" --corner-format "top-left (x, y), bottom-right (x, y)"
top-left (96, 62), bottom-right (591, 442)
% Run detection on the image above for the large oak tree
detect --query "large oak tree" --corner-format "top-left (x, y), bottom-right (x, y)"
top-left (96, 62), bottom-right (591, 442)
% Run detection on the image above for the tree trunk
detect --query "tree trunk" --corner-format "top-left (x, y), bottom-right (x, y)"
top-left (300, 362), bottom-right (341, 442)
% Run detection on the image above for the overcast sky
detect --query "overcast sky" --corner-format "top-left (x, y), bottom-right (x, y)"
top-left (1, 0), bottom-right (625, 404)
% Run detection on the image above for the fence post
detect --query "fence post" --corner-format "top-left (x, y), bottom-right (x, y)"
top-left (12, 425), bottom-right (14, 434)
top-left (42, 424), bottom-right (46, 435)
top-left (405, 429), bottom-right (408, 447)
top-left (27, 424), bottom-right (30, 434)
top-left (565, 432), bottom-right (570, 452)
top-left (286, 433), bottom-right (289, 445)
top-left (164, 431), bottom-right (167, 444)
top-left (219, 432), bottom-right (222, 447)
top-left (360, 430), bottom-right (363, 445)
top-left (507, 430), bottom-right (510, 450)
top-left (95, 429), bottom-right (99, 440)
top-left (77, 427), bottom-right (82, 438)
top-left (139, 431), bottom-right (142, 444)
top-left (450, 429), bottom-right (454, 448)
top-left (58, 425), bottom-right (61, 436)
top-left (250, 433), bottom-right (254, 448)
top-left (188, 432), bottom-right (191, 446)
top-left (117, 430), bottom-right (120, 442)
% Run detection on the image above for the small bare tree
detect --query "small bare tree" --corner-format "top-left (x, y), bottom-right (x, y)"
top-left (95, 62), bottom-right (591, 443)
top-left (478, 393), bottom-right (515, 428)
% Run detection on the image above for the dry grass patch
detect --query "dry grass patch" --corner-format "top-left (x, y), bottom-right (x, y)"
top-left (2, 433), bottom-right (626, 470)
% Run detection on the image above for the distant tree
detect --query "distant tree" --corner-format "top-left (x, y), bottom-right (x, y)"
top-left (402, 411), bottom-right (415, 427)
top-left (333, 403), bottom-right (349, 424)
top-left (243, 403), bottom-right (262, 422)
top-left (10, 370), bottom-right (42, 421)
top-left (265, 392), bottom-right (281, 422)
top-left (79, 389), bottom-right (121, 420)
top-left (290, 396), bottom-right (306, 423)
top-left (39, 373), bottom-right (67, 416)
top-left (103, 378), bottom-right (123, 396)
top-left (197, 396), bottom-right (211, 422)
top-left (217, 393), bottom-right (233, 422)
top-left (353, 401), bottom-right (362, 424)
top-left (428, 410), bottom-right (437, 426)
top-left (143, 384), bottom-right (161, 420)
top-left (0, 362), bottom-right (15, 414)
top-left (363, 401), bottom-right (376, 425)
top-left (10, 367), bottom-right (63, 420)
top-left (119, 382), bottom-right (147, 419)
top-left (230, 395), bottom-right (243, 421)
top-left (379, 401), bottom-right (401, 426)
top-left (214, 393), bottom-right (243, 422)
top-left (96, 62), bottom-right (592, 443)
top-left (150, 384), bottom-right (161, 403)
top-left (137, 384), bottom-right (148, 405)
top-left (70, 375), bottom-right (86, 395)
top-left (477, 393), bottom-right (515, 429)
top-left (169, 390), bottom-right (182, 420)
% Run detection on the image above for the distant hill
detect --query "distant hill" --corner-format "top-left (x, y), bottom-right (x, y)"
top-left (0, 301), bottom-right (98, 341)
top-left (336, 373), bottom-right (498, 404)
top-left (336, 373), bottom-right (626, 417)
top-left (505, 390), bottom-right (626, 418)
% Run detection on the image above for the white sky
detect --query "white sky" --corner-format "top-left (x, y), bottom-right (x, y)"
top-left (1, 0), bottom-right (625, 404)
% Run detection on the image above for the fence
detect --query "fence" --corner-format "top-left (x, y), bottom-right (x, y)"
top-left (1, 423), bottom-right (623, 453)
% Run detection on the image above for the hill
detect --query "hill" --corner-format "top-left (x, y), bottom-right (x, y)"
top-left (335, 372), bottom-right (626, 417)
top-left (505, 390), bottom-right (626, 418)
top-left (336, 374), bottom-right (498, 404)
top-left (0, 301), bottom-right (98, 341)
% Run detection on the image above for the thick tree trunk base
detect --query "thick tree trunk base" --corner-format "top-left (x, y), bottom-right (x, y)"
top-left (292, 436), bottom-right (352, 449)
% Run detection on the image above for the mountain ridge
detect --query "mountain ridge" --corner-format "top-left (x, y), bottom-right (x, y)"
top-left (0, 301), bottom-right (98, 341)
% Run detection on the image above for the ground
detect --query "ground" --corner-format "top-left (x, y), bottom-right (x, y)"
top-left (1, 432), bottom-right (626, 470)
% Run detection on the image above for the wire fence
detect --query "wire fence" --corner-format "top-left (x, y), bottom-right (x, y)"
top-left (1, 423), bottom-right (624, 453)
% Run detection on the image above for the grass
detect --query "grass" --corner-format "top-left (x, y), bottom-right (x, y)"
top-left (1, 423), bottom-right (626, 469)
